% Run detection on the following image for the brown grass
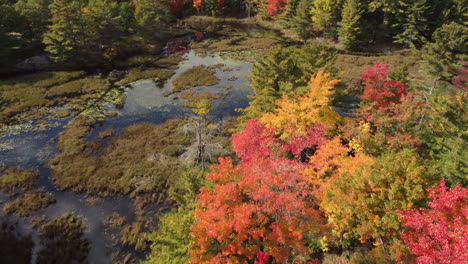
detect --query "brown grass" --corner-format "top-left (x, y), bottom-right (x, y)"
top-left (172, 65), bottom-right (220, 92)
top-left (3, 189), bottom-right (56, 217)
top-left (49, 118), bottom-right (191, 197)
top-left (0, 168), bottom-right (38, 195)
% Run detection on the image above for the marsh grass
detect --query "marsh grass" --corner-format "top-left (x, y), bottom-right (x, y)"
top-left (116, 68), bottom-right (175, 87)
top-left (0, 71), bottom-right (115, 123)
top-left (52, 111), bottom-right (70, 119)
top-left (50, 118), bottom-right (191, 197)
top-left (114, 55), bottom-right (183, 70)
top-left (0, 222), bottom-right (33, 264)
top-left (37, 213), bottom-right (90, 264)
top-left (0, 168), bottom-right (38, 195)
top-left (335, 51), bottom-right (424, 93)
top-left (172, 65), bottom-right (220, 92)
top-left (3, 189), bottom-right (56, 217)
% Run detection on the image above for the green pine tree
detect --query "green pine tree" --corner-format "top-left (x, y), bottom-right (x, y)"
top-left (393, 0), bottom-right (430, 48)
top-left (338, 0), bottom-right (362, 50)
top-left (43, 0), bottom-right (89, 62)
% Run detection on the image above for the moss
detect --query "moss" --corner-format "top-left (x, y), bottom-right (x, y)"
top-left (3, 189), bottom-right (56, 217)
top-left (50, 119), bottom-right (191, 197)
top-left (37, 213), bottom-right (90, 264)
top-left (172, 65), bottom-right (220, 92)
top-left (116, 68), bottom-right (175, 87)
top-left (0, 168), bottom-right (38, 195)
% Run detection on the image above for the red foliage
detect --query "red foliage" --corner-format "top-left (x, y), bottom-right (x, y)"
top-left (254, 251), bottom-right (270, 264)
top-left (193, 0), bottom-right (202, 11)
top-left (280, 124), bottom-right (328, 157)
top-left (167, 0), bottom-right (185, 15)
top-left (191, 117), bottom-right (326, 262)
top-left (266, 0), bottom-right (287, 16)
top-left (357, 63), bottom-right (424, 151)
top-left (452, 62), bottom-right (468, 93)
top-left (232, 119), bottom-right (279, 162)
top-left (218, 0), bottom-right (224, 10)
top-left (400, 179), bottom-right (468, 264)
top-left (361, 63), bottom-right (406, 109)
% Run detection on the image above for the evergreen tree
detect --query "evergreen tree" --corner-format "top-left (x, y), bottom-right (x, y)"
top-left (424, 22), bottom-right (468, 80)
top-left (43, 0), bottom-right (89, 62)
top-left (419, 92), bottom-right (468, 186)
top-left (310, 0), bottom-right (341, 37)
top-left (338, 0), bottom-right (362, 50)
top-left (393, 0), bottom-right (430, 48)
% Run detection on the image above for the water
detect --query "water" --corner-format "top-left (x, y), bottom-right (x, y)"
top-left (0, 49), bottom-right (254, 263)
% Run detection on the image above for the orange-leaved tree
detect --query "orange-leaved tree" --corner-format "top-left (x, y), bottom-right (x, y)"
top-left (190, 120), bottom-right (325, 263)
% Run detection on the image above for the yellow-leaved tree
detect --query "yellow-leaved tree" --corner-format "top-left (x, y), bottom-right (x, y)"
top-left (260, 69), bottom-right (342, 140)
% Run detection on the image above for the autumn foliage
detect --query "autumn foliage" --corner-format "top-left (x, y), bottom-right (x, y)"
top-left (266, 0), bottom-right (288, 16)
top-left (400, 179), bottom-right (468, 264)
top-left (190, 64), bottom-right (466, 263)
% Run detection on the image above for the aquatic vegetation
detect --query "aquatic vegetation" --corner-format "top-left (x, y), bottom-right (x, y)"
top-left (0, 71), bottom-right (87, 123)
top-left (0, 168), bottom-right (38, 195)
top-left (3, 189), bottom-right (56, 217)
top-left (52, 110), bottom-right (70, 119)
top-left (37, 213), bottom-right (90, 264)
top-left (172, 65), bottom-right (220, 92)
top-left (0, 222), bottom-right (34, 264)
top-left (104, 212), bottom-right (127, 228)
top-left (98, 129), bottom-right (114, 139)
top-left (120, 221), bottom-right (149, 251)
top-left (116, 68), bottom-right (175, 87)
top-left (50, 119), bottom-right (191, 197)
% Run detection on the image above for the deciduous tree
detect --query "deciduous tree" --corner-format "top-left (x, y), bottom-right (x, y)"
top-left (400, 179), bottom-right (468, 264)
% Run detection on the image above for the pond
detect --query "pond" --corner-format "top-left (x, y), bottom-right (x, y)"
top-left (0, 49), bottom-right (254, 263)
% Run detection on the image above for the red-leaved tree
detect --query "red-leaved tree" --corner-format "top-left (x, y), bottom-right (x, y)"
top-left (266, 0), bottom-right (287, 16)
top-left (400, 179), bottom-right (468, 264)
top-left (190, 120), bottom-right (325, 263)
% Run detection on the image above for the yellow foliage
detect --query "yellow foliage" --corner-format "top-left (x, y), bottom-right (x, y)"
top-left (260, 70), bottom-right (341, 140)
top-left (192, 99), bottom-right (212, 116)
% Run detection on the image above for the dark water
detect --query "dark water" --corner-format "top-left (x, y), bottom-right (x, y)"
top-left (0, 50), bottom-right (254, 263)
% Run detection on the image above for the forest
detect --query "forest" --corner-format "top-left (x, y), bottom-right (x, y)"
top-left (0, 0), bottom-right (466, 263)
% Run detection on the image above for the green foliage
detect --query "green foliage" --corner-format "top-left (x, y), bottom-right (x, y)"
top-left (280, 0), bottom-right (314, 40)
top-left (145, 168), bottom-right (204, 264)
top-left (321, 150), bottom-right (437, 260)
top-left (43, 0), bottom-right (90, 62)
top-left (133, 0), bottom-right (172, 36)
top-left (14, 0), bottom-right (51, 44)
top-left (144, 207), bottom-right (195, 264)
top-left (419, 92), bottom-right (468, 186)
top-left (241, 42), bottom-right (337, 122)
top-left (338, 0), bottom-right (362, 50)
top-left (392, 0), bottom-right (430, 48)
top-left (310, 0), bottom-right (340, 36)
top-left (424, 22), bottom-right (468, 79)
